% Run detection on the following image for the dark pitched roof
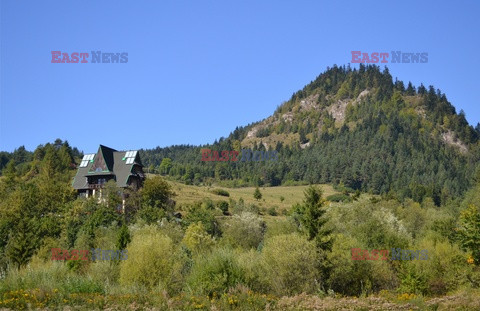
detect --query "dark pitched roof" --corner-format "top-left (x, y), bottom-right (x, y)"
top-left (72, 145), bottom-right (144, 190)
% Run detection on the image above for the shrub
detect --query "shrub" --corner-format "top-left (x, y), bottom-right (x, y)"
top-left (0, 258), bottom-right (103, 294)
top-left (351, 206), bottom-right (411, 250)
top-left (141, 176), bottom-right (176, 210)
top-left (232, 201), bottom-right (260, 215)
top-left (264, 218), bottom-right (297, 240)
top-left (211, 189), bottom-right (230, 197)
top-left (267, 207), bottom-right (278, 216)
top-left (261, 233), bottom-right (320, 296)
top-left (237, 249), bottom-right (265, 292)
top-left (326, 234), bottom-right (397, 296)
top-left (201, 198), bottom-right (215, 210)
top-left (186, 247), bottom-right (245, 296)
top-left (136, 206), bottom-right (166, 224)
top-left (217, 200), bottom-right (229, 215)
top-left (221, 212), bottom-right (265, 250)
top-left (119, 226), bottom-right (185, 294)
top-left (182, 222), bottom-right (214, 254)
top-left (458, 204), bottom-right (480, 264)
top-left (253, 187), bottom-right (262, 201)
top-left (326, 194), bottom-right (352, 203)
top-left (183, 203), bottom-right (221, 237)
top-left (87, 259), bottom-right (120, 286)
top-left (402, 238), bottom-right (472, 295)
top-left (158, 219), bottom-right (185, 244)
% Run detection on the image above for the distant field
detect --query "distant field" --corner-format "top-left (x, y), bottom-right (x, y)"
top-left (157, 177), bottom-right (339, 211)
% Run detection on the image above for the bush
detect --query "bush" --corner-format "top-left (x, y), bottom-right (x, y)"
top-left (0, 258), bottom-right (103, 294)
top-left (267, 207), bottom-right (278, 216)
top-left (351, 206), bottom-right (411, 250)
top-left (201, 198), bottom-right (215, 210)
top-left (237, 249), bottom-right (265, 292)
top-left (261, 233), bottom-right (320, 296)
top-left (211, 189), bottom-right (230, 197)
top-left (217, 200), bottom-right (229, 215)
top-left (158, 219), bottom-right (185, 244)
top-left (232, 201), bottom-right (260, 215)
top-left (264, 218), bottom-right (297, 240)
top-left (221, 212), bottom-right (265, 250)
top-left (182, 222), bottom-right (214, 254)
top-left (401, 238), bottom-right (472, 295)
top-left (183, 203), bottom-right (221, 237)
top-left (136, 206), bottom-right (166, 224)
top-left (141, 176), bottom-right (176, 210)
top-left (186, 247), bottom-right (245, 296)
top-left (326, 234), bottom-right (397, 296)
top-left (326, 194), bottom-right (352, 203)
top-left (119, 226), bottom-right (185, 294)
top-left (87, 260), bottom-right (120, 286)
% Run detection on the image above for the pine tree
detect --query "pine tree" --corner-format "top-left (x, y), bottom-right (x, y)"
top-left (5, 216), bottom-right (39, 269)
top-left (253, 187), bottom-right (262, 201)
top-left (406, 81), bottom-right (415, 95)
top-left (292, 186), bottom-right (332, 251)
top-left (116, 224), bottom-right (131, 251)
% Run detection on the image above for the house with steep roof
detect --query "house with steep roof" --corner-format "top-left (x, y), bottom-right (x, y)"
top-left (72, 145), bottom-right (146, 202)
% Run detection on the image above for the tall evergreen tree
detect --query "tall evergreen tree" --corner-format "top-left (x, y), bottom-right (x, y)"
top-left (292, 186), bottom-right (332, 251)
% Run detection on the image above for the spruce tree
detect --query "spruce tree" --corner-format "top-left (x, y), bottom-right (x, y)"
top-left (292, 186), bottom-right (332, 251)
top-left (5, 217), bottom-right (39, 269)
top-left (253, 187), bottom-right (262, 201)
top-left (116, 224), bottom-right (131, 251)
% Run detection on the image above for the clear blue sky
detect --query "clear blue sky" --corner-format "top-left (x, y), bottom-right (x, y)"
top-left (1, 0), bottom-right (479, 153)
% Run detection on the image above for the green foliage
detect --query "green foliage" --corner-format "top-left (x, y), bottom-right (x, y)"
top-left (0, 259), bottom-right (104, 295)
top-left (292, 186), bottom-right (332, 251)
top-left (458, 204), bottom-right (480, 265)
top-left (326, 234), bottom-right (396, 296)
top-left (159, 157), bottom-right (172, 175)
top-left (119, 226), bottom-right (185, 293)
top-left (183, 203), bottom-right (221, 237)
top-left (5, 217), bottom-right (39, 269)
top-left (182, 222), bottom-right (214, 254)
top-left (211, 188), bottom-right (230, 197)
top-left (217, 200), bottom-right (229, 215)
top-left (138, 66), bottom-right (480, 204)
top-left (221, 212), bottom-right (266, 250)
top-left (253, 187), bottom-right (262, 201)
top-left (103, 180), bottom-right (122, 209)
top-left (116, 224), bottom-right (131, 251)
top-left (267, 206), bottom-right (278, 216)
top-left (141, 176), bottom-right (176, 210)
top-left (136, 205), bottom-right (166, 224)
top-left (186, 247), bottom-right (245, 296)
top-left (401, 239), bottom-right (471, 295)
top-left (326, 193), bottom-right (352, 203)
top-left (352, 207), bottom-right (411, 250)
top-left (261, 233), bottom-right (320, 295)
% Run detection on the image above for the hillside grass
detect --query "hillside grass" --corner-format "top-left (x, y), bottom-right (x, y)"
top-left (165, 179), bottom-right (339, 211)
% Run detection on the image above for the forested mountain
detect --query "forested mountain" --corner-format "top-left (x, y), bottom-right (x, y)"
top-left (139, 65), bottom-right (480, 205)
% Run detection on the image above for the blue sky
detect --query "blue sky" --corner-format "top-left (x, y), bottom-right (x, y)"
top-left (1, 0), bottom-right (479, 153)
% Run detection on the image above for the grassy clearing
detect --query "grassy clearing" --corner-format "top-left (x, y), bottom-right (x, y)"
top-left (166, 179), bottom-right (338, 212)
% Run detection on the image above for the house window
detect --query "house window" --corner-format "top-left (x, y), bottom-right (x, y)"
top-left (80, 154), bottom-right (95, 167)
